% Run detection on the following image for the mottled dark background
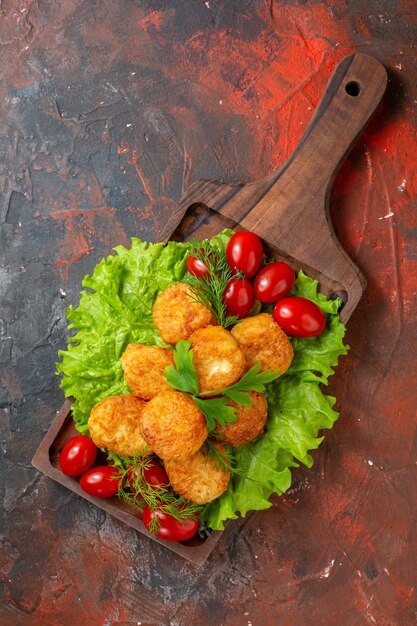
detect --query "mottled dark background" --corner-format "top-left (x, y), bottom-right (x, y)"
top-left (1, 1), bottom-right (416, 625)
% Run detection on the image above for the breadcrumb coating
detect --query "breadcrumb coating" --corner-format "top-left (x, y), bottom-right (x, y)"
top-left (165, 444), bottom-right (230, 504)
top-left (152, 283), bottom-right (216, 345)
top-left (231, 313), bottom-right (293, 376)
top-left (189, 325), bottom-right (246, 393)
top-left (88, 395), bottom-right (151, 457)
top-left (140, 390), bottom-right (208, 460)
top-left (215, 391), bottom-right (268, 446)
top-left (121, 343), bottom-right (174, 400)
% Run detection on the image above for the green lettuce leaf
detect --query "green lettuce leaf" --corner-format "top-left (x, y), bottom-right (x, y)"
top-left (201, 272), bottom-right (348, 529)
top-left (57, 231), bottom-right (348, 531)
top-left (58, 240), bottom-right (188, 432)
top-left (57, 232), bottom-right (235, 433)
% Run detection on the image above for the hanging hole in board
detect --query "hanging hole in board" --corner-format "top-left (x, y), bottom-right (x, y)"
top-left (345, 81), bottom-right (361, 97)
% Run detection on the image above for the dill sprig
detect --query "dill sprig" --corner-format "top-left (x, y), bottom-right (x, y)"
top-left (205, 437), bottom-right (250, 478)
top-left (111, 452), bottom-right (202, 535)
top-left (204, 438), bottom-right (234, 473)
top-left (185, 240), bottom-right (238, 328)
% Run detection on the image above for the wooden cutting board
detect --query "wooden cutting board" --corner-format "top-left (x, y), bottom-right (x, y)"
top-left (162, 53), bottom-right (387, 324)
top-left (32, 53), bottom-right (387, 566)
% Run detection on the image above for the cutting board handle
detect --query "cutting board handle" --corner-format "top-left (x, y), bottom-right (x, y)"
top-left (209, 53), bottom-right (387, 321)
top-left (163, 53), bottom-right (387, 323)
top-left (236, 53), bottom-right (388, 229)
top-left (267, 53), bottom-right (388, 194)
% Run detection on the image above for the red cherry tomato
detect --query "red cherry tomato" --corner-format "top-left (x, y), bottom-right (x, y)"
top-left (187, 255), bottom-right (210, 278)
top-left (128, 459), bottom-right (169, 492)
top-left (253, 262), bottom-right (295, 303)
top-left (223, 277), bottom-right (254, 319)
top-left (79, 466), bottom-right (121, 498)
top-left (273, 296), bottom-right (326, 337)
top-left (142, 506), bottom-right (199, 541)
top-left (59, 435), bottom-right (97, 477)
top-left (226, 231), bottom-right (263, 278)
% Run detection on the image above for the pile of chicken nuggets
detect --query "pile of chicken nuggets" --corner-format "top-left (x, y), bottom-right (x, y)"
top-left (88, 283), bottom-right (294, 505)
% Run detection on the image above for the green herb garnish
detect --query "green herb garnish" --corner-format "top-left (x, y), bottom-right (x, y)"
top-left (165, 340), bottom-right (279, 431)
top-left (204, 438), bottom-right (234, 473)
top-left (200, 364), bottom-right (280, 402)
top-left (192, 396), bottom-right (237, 431)
top-left (165, 339), bottom-right (199, 395)
top-left (110, 452), bottom-right (201, 535)
top-left (57, 232), bottom-right (348, 532)
top-left (186, 240), bottom-right (238, 328)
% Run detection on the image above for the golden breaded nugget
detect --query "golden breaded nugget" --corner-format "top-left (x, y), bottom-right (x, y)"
top-left (140, 390), bottom-right (208, 460)
top-left (231, 313), bottom-right (293, 376)
top-left (189, 325), bottom-right (246, 393)
top-left (88, 395), bottom-right (150, 457)
top-left (165, 444), bottom-right (230, 504)
top-left (215, 391), bottom-right (268, 446)
top-left (121, 343), bottom-right (174, 400)
top-left (152, 283), bottom-right (215, 345)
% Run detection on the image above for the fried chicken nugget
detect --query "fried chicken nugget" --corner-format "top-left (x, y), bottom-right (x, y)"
top-left (215, 391), bottom-right (268, 446)
top-left (140, 390), bottom-right (208, 460)
top-left (88, 395), bottom-right (151, 457)
top-left (152, 283), bottom-right (216, 345)
top-left (164, 444), bottom-right (230, 504)
top-left (121, 343), bottom-right (174, 400)
top-left (231, 313), bottom-right (293, 376)
top-left (189, 325), bottom-right (246, 393)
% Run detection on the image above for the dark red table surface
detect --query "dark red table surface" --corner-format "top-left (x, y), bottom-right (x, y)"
top-left (1, 2), bottom-right (416, 625)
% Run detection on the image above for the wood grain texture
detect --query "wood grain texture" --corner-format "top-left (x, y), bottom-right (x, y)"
top-left (30, 53), bottom-right (387, 568)
top-left (1, 2), bottom-right (416, 625)
top-left (31, 400), bottom-right (224, 566)
top-left (164, 54), bottom-right (387, 323)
